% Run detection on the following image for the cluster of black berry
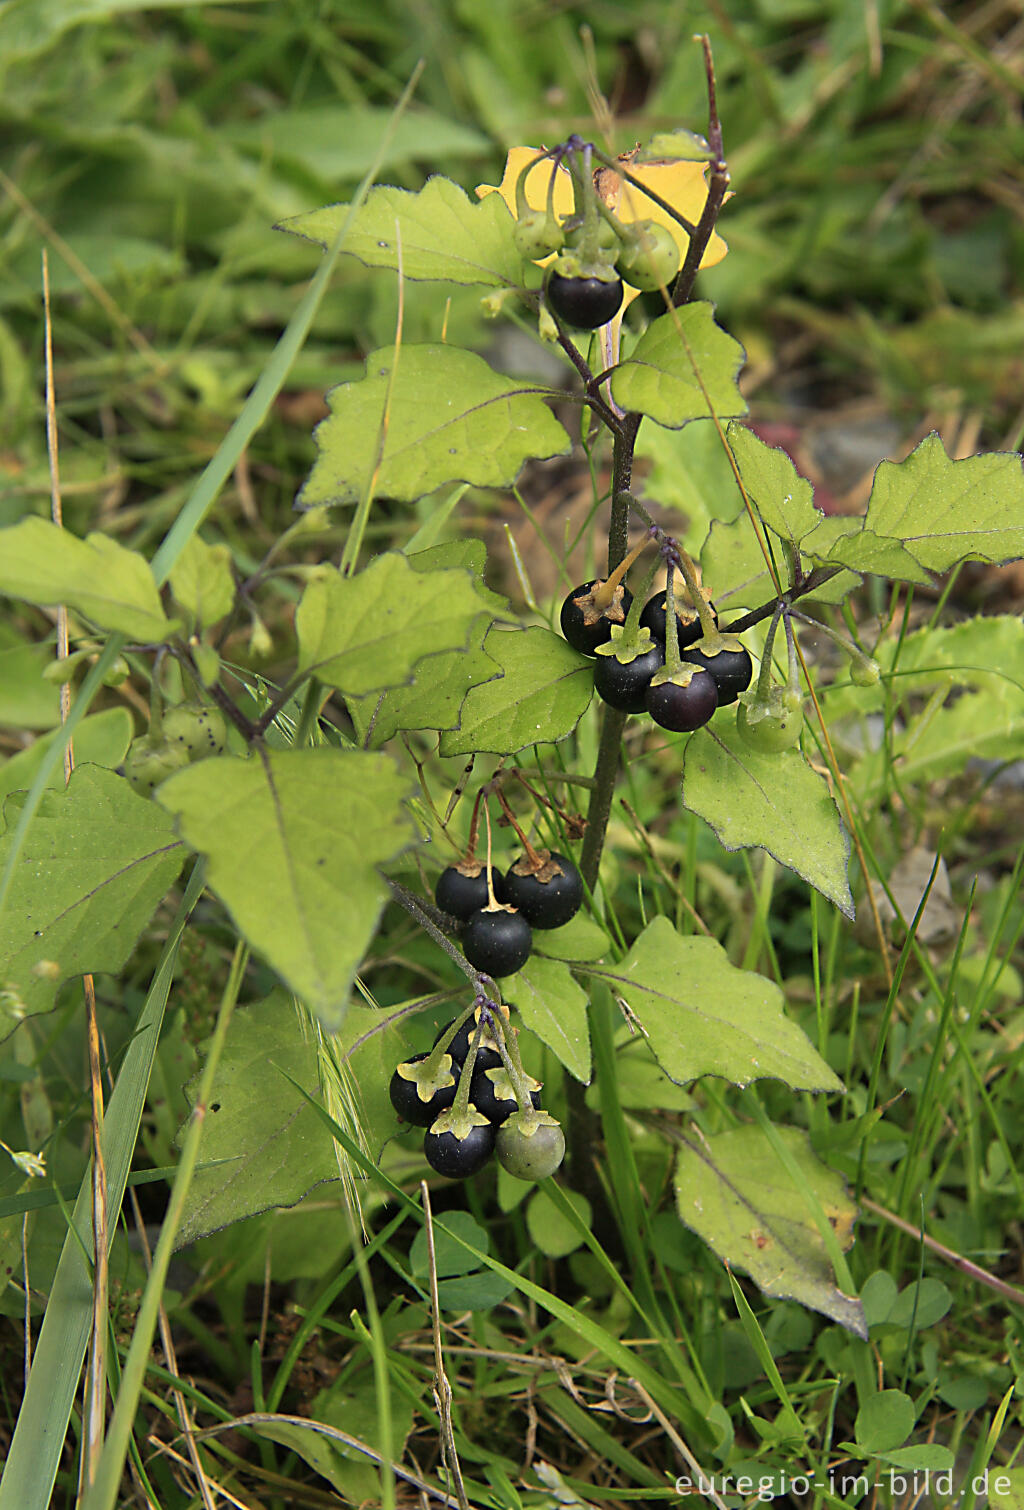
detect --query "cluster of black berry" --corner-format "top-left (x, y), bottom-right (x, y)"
top-left (560, 573), bottom-right (753, 735)
top-left (389, 1002), bottom-right (565, 1182)
top-left (433, 848), bottom-right (584, 978)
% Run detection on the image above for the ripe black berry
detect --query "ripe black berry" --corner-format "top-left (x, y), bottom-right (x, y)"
top-left (462, 908), bottom-right (532, 977)
top-left (645, 668), bottom-right (719, 733)
top-left (434, 863), bottom-right (504, 921)
top-left (547, 274), bottom-right (624, 330)
top-left (639, 591), bottom-right (716, 651)
top-left (424, 1110), bottom-right (495, 1179)
top-left (472, 1065), bottom-right (541, 1124)
top-left (682, 642), bottom-right (753, 706)
top-left (389, 1052), bottom-right (458, 1127)
top-left (437, 1007), bottom-right (509, 1073)
top-left (559, 580), bottom-right (633, 657)
top-left (503, 852), bottom-right (584, 929)
top-left (593, 642), bottom-right (665, 713)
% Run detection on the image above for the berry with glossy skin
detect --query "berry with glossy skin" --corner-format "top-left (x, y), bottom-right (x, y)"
top-left (645, 667), bottom-right (719, 733)
top-left (462, 908), bottom-right (533, 977)
top-left (124, 737), bottom-right (191, 796)
top-left (560, 580), bottom-right (634, 657)
top-left (503, 852), bottom-right (584, 929)
top-left (736, 688), bottom-right (804, 753)
top-left (389, 1052), bottom-right (458, 1127)
top-left (593, 641), bottom-right (665, 713)
top-left (683, 641), bottom-right (753, 706)
top-left (617, 221), bottom-right (681, 293)
top-left (424, 1108), bottom-right (495, 1179)
top-left (639, 591), bottom-right (716, 651)
top-left (434, 863), bottom-right (504, 921)
top-left (546, 274), bottom-right (624, 330)
top-left (437, 1006), bottom-right (510, 1073)
top-left (496, 1110), bottom-right (566, 1181)
top-left (472, 1065), bottom-right (542, 1124)
top-left (162, 702), bottom-right (228, 759)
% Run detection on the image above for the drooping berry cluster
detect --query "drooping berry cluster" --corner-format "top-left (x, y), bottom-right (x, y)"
top-left (389, 1001), bottom-right (565, 1182)
top-left (510, 138), bottom-right (685, 333)
top-left (433, 847), bottom-right (584, 980)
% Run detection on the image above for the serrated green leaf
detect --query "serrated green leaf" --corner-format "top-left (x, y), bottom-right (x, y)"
top-left (592, 916), bottom-right (840, 1091)
top-left (296, 552), bottom-right (487, 698)
top-left (682, 723), bottom-right (853, 915)
top-left (864, 432), bottom-right (1024, 572)
top-left (168, 535), bottom-right (236, 630)
top-left (406, 538), bottom-right (510, 616)
top-left (279, 177), bottom-right (522, 286)
top-left (157, 749), bottom-right (414, 1026)
top-left (0, 518), bottom-right (172, 640)
top-left (439, 626), bottom-right (593, 757)
top-left (0, 709), bottom-right (133, 809)
top-left (0, 766), bottom-right (184, 1036)
top-left (855, 1390), bottom-right (915, 1453)
top-left (299, 344), bottom-right (568, 508)
top-left (727, 423), bottom-right (821, 543)
top-left (508, 955), bottom-right (591, 1084)
top-left (351, 633), bottom-right (500, 748)
top-left (674, 1124), bottom-right (864, 1334)
top-left (817, 526), bottom-right (934, 584)
top-left (610, 303), bottom-right (746, 429)
top-left (177, 992), bottom-right (340, 1246)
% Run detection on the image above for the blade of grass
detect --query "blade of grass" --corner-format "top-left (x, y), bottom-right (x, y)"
top-left (0, 861), bottom-right (205, 1510)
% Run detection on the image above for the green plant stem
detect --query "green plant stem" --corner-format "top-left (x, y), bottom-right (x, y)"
top-left (80, 941), bottom-right (249, 1510)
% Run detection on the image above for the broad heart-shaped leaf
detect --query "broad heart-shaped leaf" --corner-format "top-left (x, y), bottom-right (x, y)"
top-left (0, 766), bottom-right (184, 1038)
top-left (296, 552), bottom-right (488, 698)
top-left (864, 432), bottom-right (1024, 573)
top-left (591, 916), bottom-right (840, 1092)
top-left (177, 992), bottom-right (339, 1246)
top-left (675, 1125), bottom-right (865, 1335)
top-left (609, 303), bottom-right (746, 430)
top-left (346, 539), bottom-right (508, 746)
top-left (168, 535), bottom-right (235, 631)
top-left (157, 749), bottom-right (415, 1027)
top-left (439, 626), bottom-right (594, 757)
top-left (298, 344), bottom-right (568, 508)
top-left (808, 521), bottom-right (933, 585)
top-left (279, 177), bottom-right (522, 287)
top-left (727, 423), bottom-right (821, 544)
top-left (507, 955), bottom-right (591, 1084)
top-left (683, 724), bottom-right (853, 916)
top-left (0, 518), bottom-right (172, 640)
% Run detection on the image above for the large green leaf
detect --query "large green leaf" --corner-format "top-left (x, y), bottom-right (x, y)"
top-left (177, 992), bottom-right (340, 1246)
top-left (296, 552), bottom-right (488, 698)
top-left (590, 916), bottom-right (840, 1092)
top-left (299, 344), bottom-right (568, 508)
top-left (727, 423), bottom-right (821, 544)
top-left (438, 626), bottom-right (593, 757)
top-left (508, 955), bottom-right (591, 1084)
top-left (675, 1124), bottom-right (865, 1334)
top-left (157, 749), bottom-right (414, 1026)
top-left (0, 709), bottom-right (133, 808)
top-left (279, 177), bottom-right (521, 286)
top-left (0, 518), bottom-right (172, 641)
top-left (610, 303), bottom-right (746, 429)
top-left (682, 723), bottom-right (853, 916)
top-left (0, 765), bottom-right (184, 1036)
top-left (0, 630), bottom-right (58, 730)
top-left (862, 432), bottom-right (1024, 572)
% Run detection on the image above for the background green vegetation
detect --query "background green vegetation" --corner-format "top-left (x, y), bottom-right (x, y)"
top-left (1, 2), bottom-right (1022, 1506)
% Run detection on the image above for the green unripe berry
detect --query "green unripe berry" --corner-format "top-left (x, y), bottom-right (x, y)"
top-left (617, 220), bottom-right (681, 292)
top-left (513, 210), bottom-right (564, 262)
top-left (162, 702), bottom-right (228, 760)
top-left (736, 687), bottom-right (804, 753)
top-left (124, 737), bottom-right (191, 797)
